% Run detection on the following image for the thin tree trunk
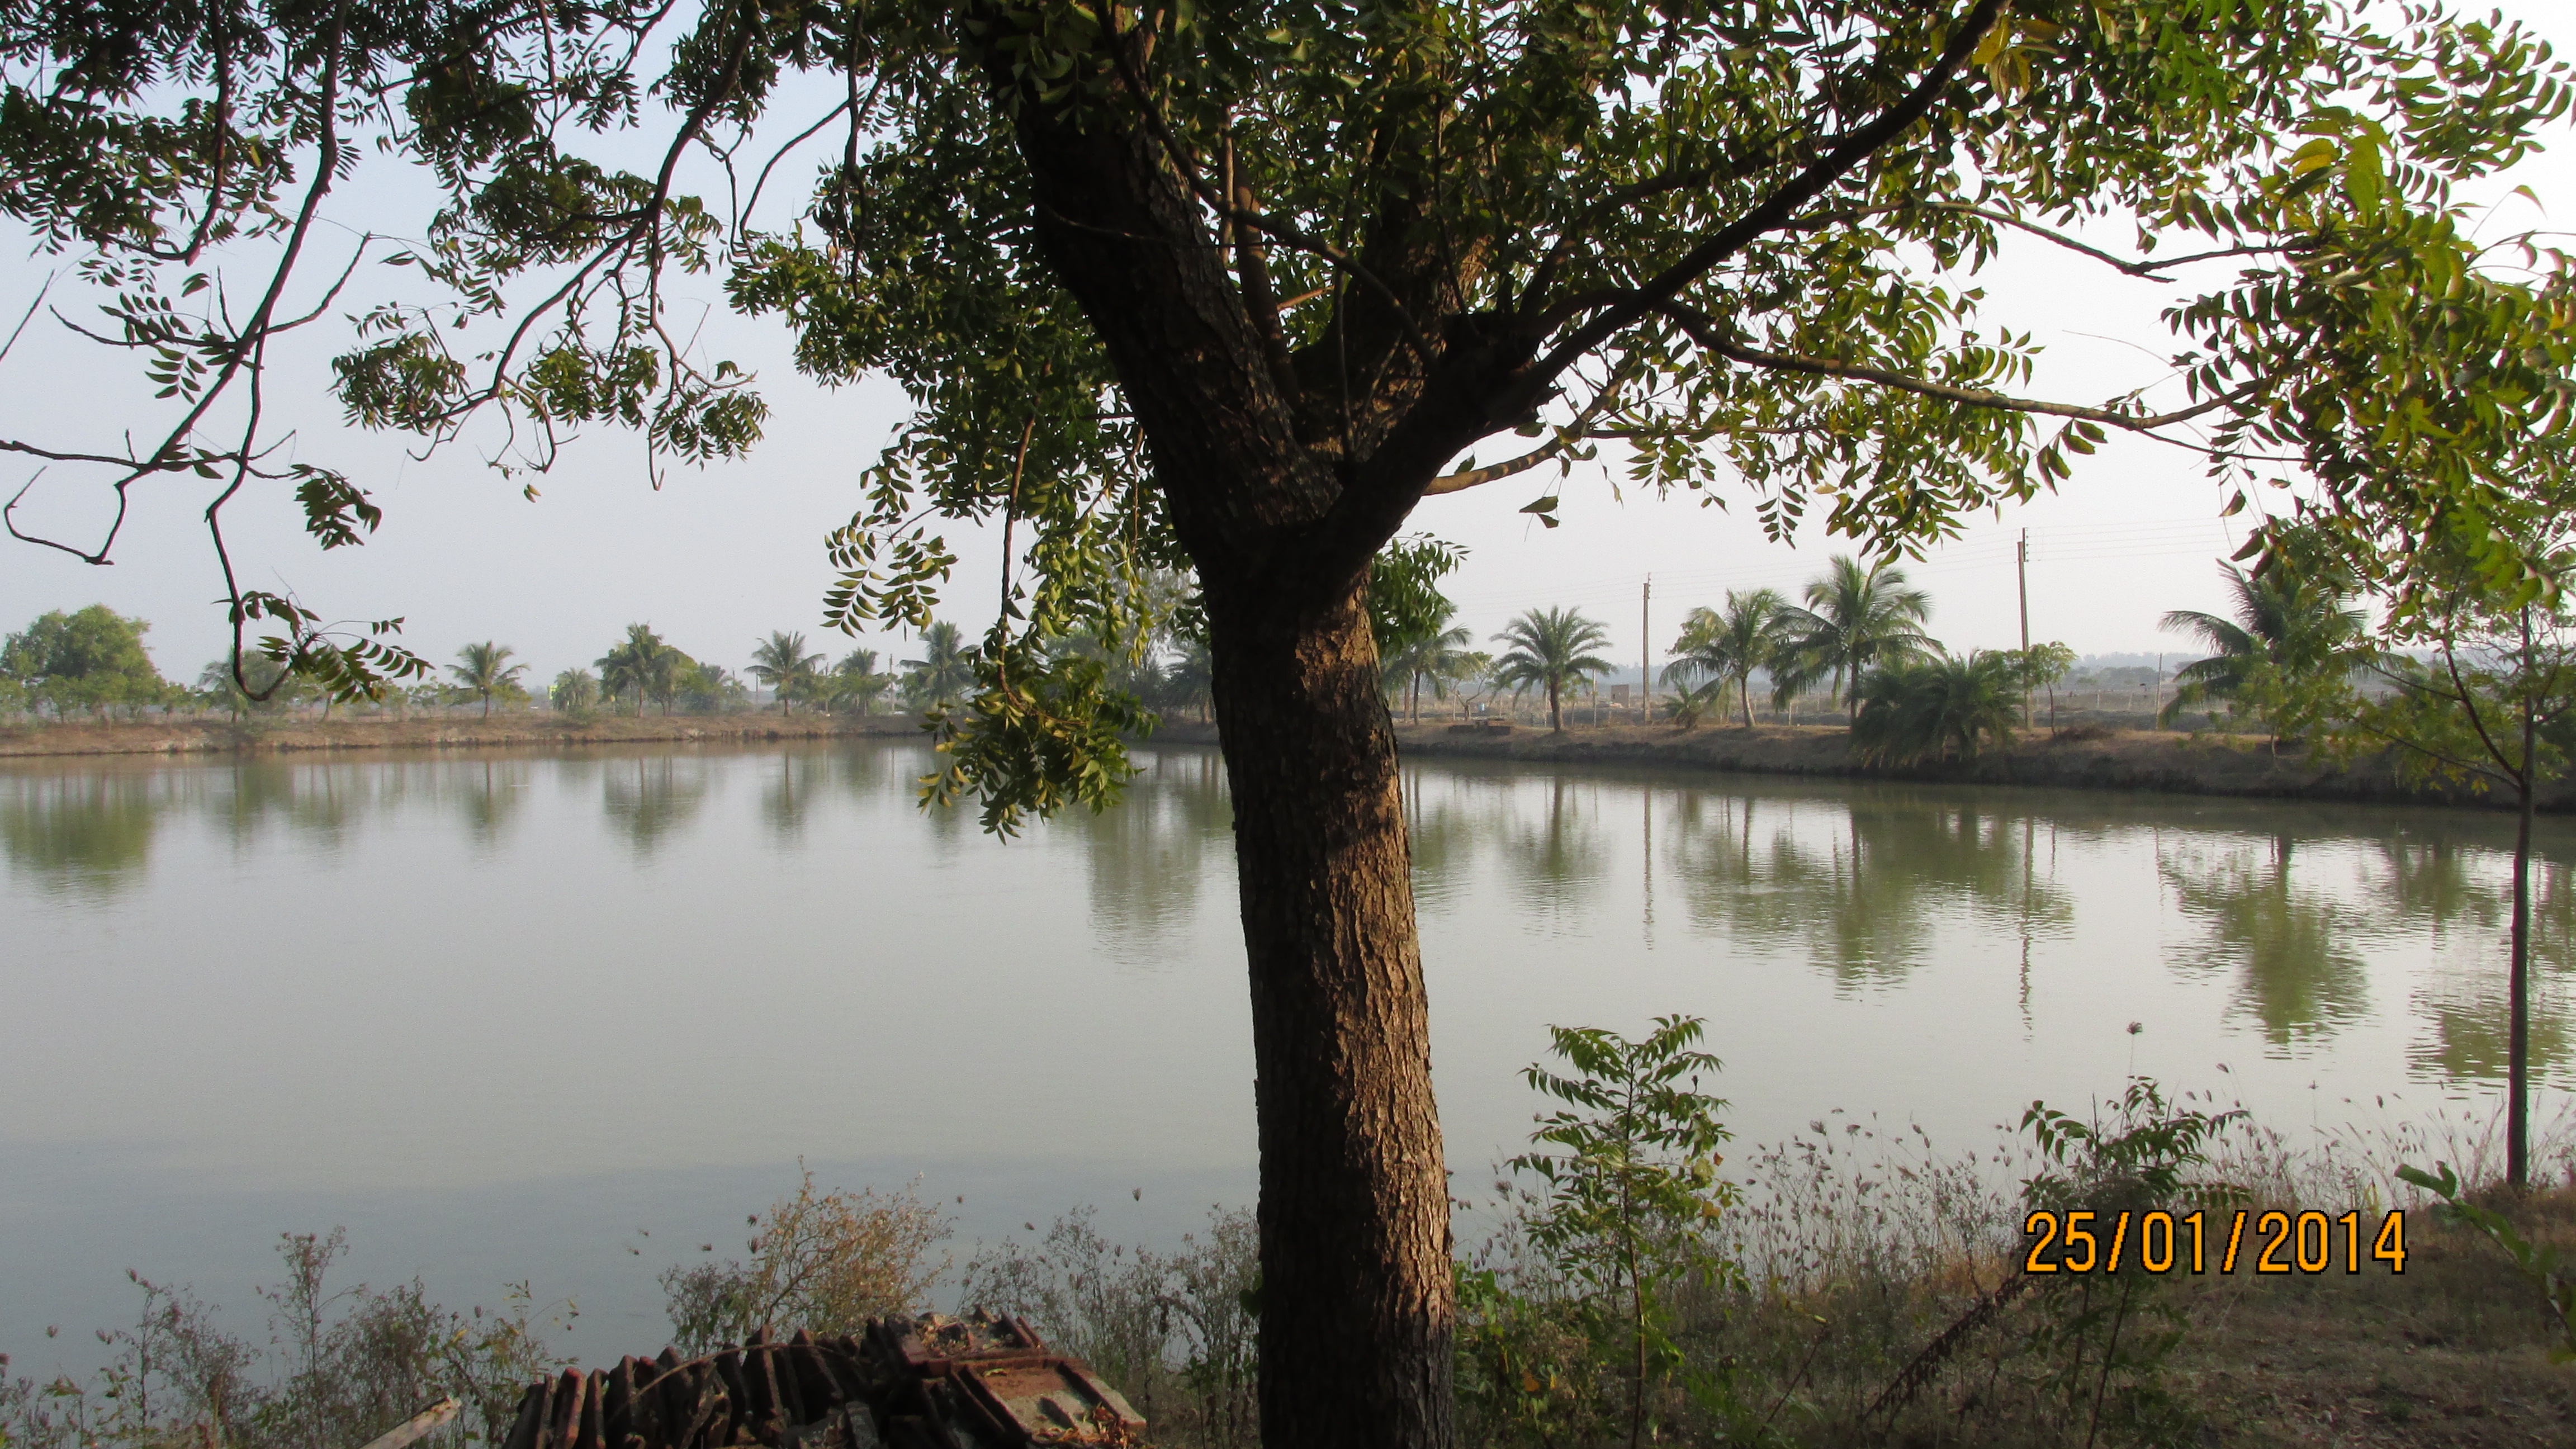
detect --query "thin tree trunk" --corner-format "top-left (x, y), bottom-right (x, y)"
top-left (1206, 581), bottom-right (1454, 1449)
top-left (2512, 608), bottom-right (2536, 1190)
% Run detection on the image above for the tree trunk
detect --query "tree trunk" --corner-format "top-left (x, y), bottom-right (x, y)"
top-left (1205, 579), bottom-right (1455, 1449)
top-left (2511, 609), bottom-right (2536, 1190)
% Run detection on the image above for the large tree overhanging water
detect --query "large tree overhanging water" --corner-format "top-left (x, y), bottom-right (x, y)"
top-left (10, 3), bottom-right (2576, 1439)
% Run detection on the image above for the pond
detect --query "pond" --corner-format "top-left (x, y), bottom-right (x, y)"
top-left (3, 738), bottom-right (2569, 1370)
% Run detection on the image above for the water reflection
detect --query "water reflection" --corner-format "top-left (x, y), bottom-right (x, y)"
top-left (1668, 788), bottom-right (2071, 987)
top-left (1505, 776), bottom-right (1609, 929)
top-left (450, 759), bottom-right (529, 851)
top-left (7, 741), bottom-right (2575, 1104)
top-left (1079, 750), bottom-right (1232, 962)
top-left (2161, 836), bottom-right (2370, 1049)
top-left (0, 771), bottom-right (162, 894)
top-left (601, 755), bottom-right (708, 856)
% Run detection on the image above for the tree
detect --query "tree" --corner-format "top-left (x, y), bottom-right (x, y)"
top-left (448, 642), bottom-right (528, 719)
top-left (1775, 557), bottom-right (1937, 721)
top-left (3, 607), bottom-right (168, 719)
top-left (1662, 589), bottom-right (1793, 729)
top-left (2160, 555), bottom-right (2371, 745)
top-left (1383, 605), bottom-right (1479, 724)
top-left (2337, 578), bottom-right (2576, 1190)
top-left (750, 631), bottom-right (827, 714)
top-left (1492, 608), bottom-right (1615, 733)
top-left (598, 626), bottom-right (679, 716)
top-left (8, 3), bottom-right (2576, 1442)
top-left (901, 622), bottom-right (977, 709)
top-left (1850, 650), bottom-right (2025, 766)
top-left (825, 649), bottom-right (891, 715)
top-left (551, 667), bottom-right (603, 718)
top-left (198, 653), bottom-right (295, 721)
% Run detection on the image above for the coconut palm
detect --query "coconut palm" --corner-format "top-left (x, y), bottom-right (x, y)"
top-left (748, 630), bottom-right (826, 714)
top-left (1663, 588), bottom-right (1793, 728)
top-left (448, 641), bottom-right (527, 718)
top-left (825, 648), bottom-right (891, 714)
top-left (901, 621), bottom-right (977, 708)
top-left (1775, 556), bottom-right (1938, 720)
top-left (1383, 603), bottom-right (1478, 723)
top-left (2160, 561), bottom-right (2370, 729)
top-left (596, 624), bottom-right (676, 715)
top-left (552, 667), bottom-right (602, 716)
top-left (1491, 607), bottom-right (1615, 732)
top-left (1850, 652), bottom-right (2024, 765)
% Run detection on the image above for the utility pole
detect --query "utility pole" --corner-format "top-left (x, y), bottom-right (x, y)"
top-left (2017, 528), bottom-right (2033, 728)
top-left (1641, 575), bottom-right (1652, 726)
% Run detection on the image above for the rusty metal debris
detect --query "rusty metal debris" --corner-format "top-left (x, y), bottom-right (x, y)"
top-left (495, 1314), bottom-right (1145, 1449)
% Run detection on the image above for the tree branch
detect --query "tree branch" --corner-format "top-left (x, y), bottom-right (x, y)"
top-left (1648, 297), bottom-right (2246, 433)
top-left (1521, 0), bottom-right (2011, 395)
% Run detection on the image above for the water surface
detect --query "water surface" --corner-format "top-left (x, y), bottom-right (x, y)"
top-left (4, 739), bottom-right (2568, 1368)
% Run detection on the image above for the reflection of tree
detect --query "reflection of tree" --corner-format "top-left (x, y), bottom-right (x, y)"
top-left (1076, 749), bottom-right (1232, 959)
top-left (763, 751), bottom-right (826, 844)
top-left (2162, 836), bottom-right (2369, 1049)
top-left (0, 769), bottom-right (162, 894)
top-left (218, 760), bottom-right (371, 847)
top-left (2412, 970), bottom-right (2574, 1088)
top-left (452, 757), bottom-right (528, 850)
top-left (1670, 789), bottom-right (2070, 986)
top-left (602, 755), bottom-right (707, 856)
top-left (1504, 775), bottom-right (1606, 929)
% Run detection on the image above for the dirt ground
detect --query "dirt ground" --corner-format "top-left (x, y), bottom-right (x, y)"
top-left (2168, 1185), bottom-right (2576, 1447)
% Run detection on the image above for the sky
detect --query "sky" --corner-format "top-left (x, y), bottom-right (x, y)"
top-left (3, 3), bottom-right (2572, 689)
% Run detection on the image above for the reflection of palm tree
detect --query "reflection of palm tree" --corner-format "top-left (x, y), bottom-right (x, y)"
top-left (1506, 775), bottom-right (1608, 924)
top-left (449, 642), bottom-right (528, 718)
top-left (901, 622), bottom-right (976, 708)
top-left (748, 631), bottom-right (825, 714)
top-left (2158, 562), bottom-right (2366, 724)
top-left (1664, 589), bottom-right (1792, 728)
top-left (1671, 787), bottom-right (2070, 986)
top-left (1491, 607), bottom-right (1614, 732)
top-left (602, 754), bottom-right (707, 855)
top-left (1775, 557), bottom-right (1936, 720)
top-left (2161, 837), bottom-right (2370, 1048)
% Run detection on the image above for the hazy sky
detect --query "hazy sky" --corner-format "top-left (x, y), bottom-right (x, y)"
top-left (4, 1), bottom-right (2570, 687)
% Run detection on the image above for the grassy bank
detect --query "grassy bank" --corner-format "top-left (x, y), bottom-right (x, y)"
top-left (0, 712), bottom-right (923, 759)
top-left (1374, 719), bottom-right (2576, 813)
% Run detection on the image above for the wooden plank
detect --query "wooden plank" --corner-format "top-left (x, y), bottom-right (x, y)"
top-left (356, 1398), bottom-right (461, 1449)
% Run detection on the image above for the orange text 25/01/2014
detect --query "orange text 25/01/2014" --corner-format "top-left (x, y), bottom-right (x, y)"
top-left (2021, 1209), bottom-right (2408, 1275)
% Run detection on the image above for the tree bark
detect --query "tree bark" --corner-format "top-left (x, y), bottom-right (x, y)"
top-left (2512, 608), bottom-right (2536, 1190)
top-left (1206, 575), bottom-right (1455, 1449)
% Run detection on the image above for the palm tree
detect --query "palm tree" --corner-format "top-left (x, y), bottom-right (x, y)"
top-left (551, 667), bottom-right (601, 717)
top-left (1382, 603), bottom-right (1478, 723)
top-left (1491, 607), bottom-right (1615, 732)
top-left (1663, 588), bottom-right (1793, 728)
top-left (596, 624), bottom-right (673, 715)
top-left (901, 621), bottom-right (976, 708)
top-left (448, 641), bottom-right (527, 718)
top-left (1850, 652), bottom-right (2023, 765)
top-left (2160, 560), bottom-right (2370, 734)
top-left (1776, 556), bottom-right (1938, 721)
top-left (825, 648), bottom-right (890, 714)
top-left (748, 630), bottom-right (826, 714)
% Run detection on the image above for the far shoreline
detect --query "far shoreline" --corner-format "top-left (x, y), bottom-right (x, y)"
top-left (5, 710), bottom-right (2564, 815)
